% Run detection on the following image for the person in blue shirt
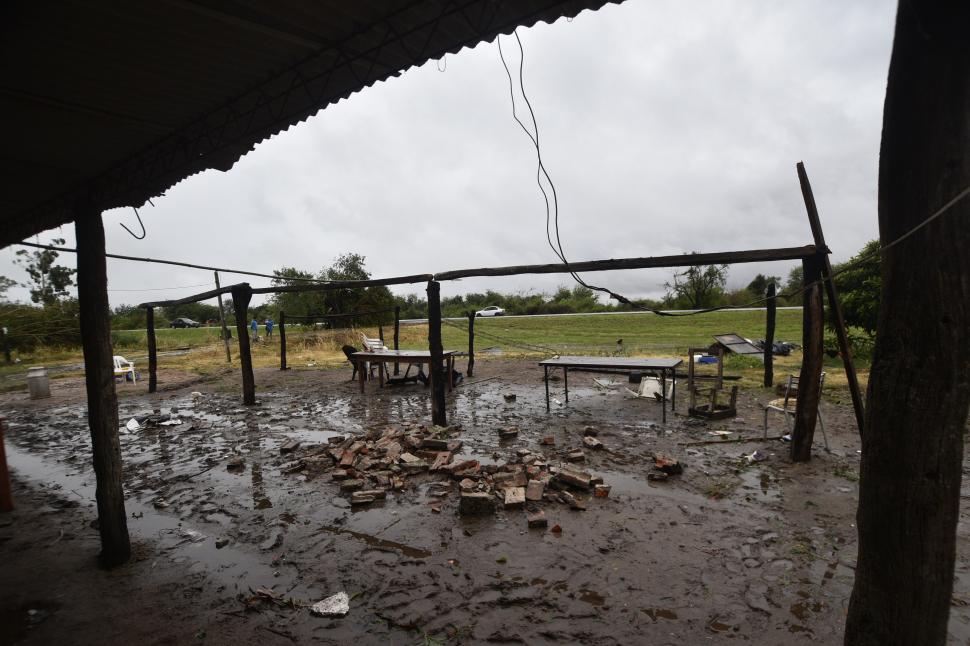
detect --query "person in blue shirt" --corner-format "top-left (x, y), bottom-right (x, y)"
top-left (265, 318), bottom-right (274, 338)
top-left (250, 317), bottom-right (258, 341)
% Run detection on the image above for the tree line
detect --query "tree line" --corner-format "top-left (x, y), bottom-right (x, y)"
top-left (0, 245), bottom-right (879, 356)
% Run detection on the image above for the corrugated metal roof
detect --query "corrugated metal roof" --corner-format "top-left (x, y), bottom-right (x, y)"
top-left (0, 0), bottom-right (619, 247)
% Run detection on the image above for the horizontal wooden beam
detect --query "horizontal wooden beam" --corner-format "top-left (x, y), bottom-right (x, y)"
top-left (251, 274), bottom-right (433, 294)
top-left (140, 285), bottom-right (237, 308)
top-left (433, 245), bottom-right (824, 281)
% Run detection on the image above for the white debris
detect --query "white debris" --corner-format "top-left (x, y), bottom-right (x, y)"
top-left (125, 418), bottom-right (140, 432)
top-left (160, 418), bottom-right (182, 426)
top-left (190, 391), bottom-right (203, 398)
top-left (310, 591), bottom-right (350, 617)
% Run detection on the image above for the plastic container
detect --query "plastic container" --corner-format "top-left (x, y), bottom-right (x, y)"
top-left (26, 366), bottom-right (51, 399)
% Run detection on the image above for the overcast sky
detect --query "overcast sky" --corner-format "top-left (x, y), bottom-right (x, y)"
top-left (0, 0), bottom-right (897, 308)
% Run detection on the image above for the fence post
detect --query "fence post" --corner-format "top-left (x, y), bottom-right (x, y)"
top-left (279, 311), bottom-right (287, 370)
top-left (146, 306), bottom-right (157, 393)
top-left (763, 283), bottom-right (776, 388)
top-left (791, 256), bottom-right (824, 462)
top-left (467, 311), bottom-right (475, 378)
top-left (230, 284), bottom-right (256, 405)
top-left (427, 281), bottom-right (447, 426)
top-left (393, 305), bottom-right (401, 375)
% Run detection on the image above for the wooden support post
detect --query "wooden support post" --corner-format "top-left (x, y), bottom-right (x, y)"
top-left (279, 311), bottom-right (287, 370)
top-left (427, 281), bottom-right (447, 427)
top-left (230, 284), bottom-right (256, 405)
top-left (764, 283), bottom-right (776, 388)
top-left (379, 323), bottom-right (385, 347)
top-left (791, 256), bottom-right (825, 462)
top-left (467, 311), bottom-right (476, 378)
top-left (76, 209), bottom-right (131, 566)
top-left (0, 420), bottom-right (12, 512)
top-left (146, 306), bottom-right (157, 393)
top-left (393, 305), bottom-right (400, 375)
top-left (214, 271), bottom-right (232, 364)
top-left (797, 162), bottom-right (865, 436)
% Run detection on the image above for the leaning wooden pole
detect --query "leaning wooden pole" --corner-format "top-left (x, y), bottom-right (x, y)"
top-left (214, 271), bottom-right (232, 364)
top-left (796, 162), bottom-right (865, 436)
top-left (76, 208), bottom-right (131, 566)
top-left (790, 256), bottom-right (825, 462)
top-left (230, 284), bottom-right (256, 405)
top-left (146, 306), bottom-right (158, 393)
top-left (279, 311), bottom-right (287, 371)
top-left (763, 283), bottom-right (776, 387)
top-left (393, 305), bottom-right (400, 375)
top-left (467, 311), bottom-right (476, 378)
top-left (427, 281), bottom-right (447, 427)
top-left (0, 420), bottom-right (13, 512)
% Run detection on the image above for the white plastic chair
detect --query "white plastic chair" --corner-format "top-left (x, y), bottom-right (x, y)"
top-left (763, 373), bottom-right (827, 450)
top-left (113, 355), bottom-right (136, 383)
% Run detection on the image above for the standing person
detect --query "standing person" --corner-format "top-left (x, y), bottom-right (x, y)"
top-left (265, 318), bottom-right (274, 338)
top-left (250, 317), bottom-right (258, 342)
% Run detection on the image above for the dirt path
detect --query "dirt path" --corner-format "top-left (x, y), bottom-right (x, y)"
top-left (2, 359), bottom-right (969, 644)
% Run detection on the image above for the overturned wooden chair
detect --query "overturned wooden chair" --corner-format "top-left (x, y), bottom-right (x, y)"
top-left (687, 346), bottom-right (737, 419)
top-left (763, 373), bottom-right (828, 450)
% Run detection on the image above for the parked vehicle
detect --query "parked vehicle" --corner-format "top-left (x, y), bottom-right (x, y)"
top-left (475, 305), bottom-right (505, 317)
top-left (170, 317), bottom-right (201, 328)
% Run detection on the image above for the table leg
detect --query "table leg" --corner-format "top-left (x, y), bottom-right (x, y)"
top-left (428, 360), bottom-right (434, 394)
top-left (661, 371), bottom-right (667, 423)
top-left (544, 366), bottom-right (550, 412)
top-left (564, 367), bottom-right (569, 404)
top-left (379, 361), bottom-right (385, 388)
top-left (447, 356), bottom-right (454, 392)
top-left (671, 368), bottom-right (677, 410)
top-left (358, 360), bottom-right (365, 393)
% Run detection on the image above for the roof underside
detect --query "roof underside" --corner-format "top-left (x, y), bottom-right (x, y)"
top-left (0, 0), bottom-right (617, 248)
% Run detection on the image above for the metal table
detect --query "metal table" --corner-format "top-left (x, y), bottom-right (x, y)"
top-left (538, 355), bottom-right (683, 422)
top-left (352, 350), bottom-right (456, 393)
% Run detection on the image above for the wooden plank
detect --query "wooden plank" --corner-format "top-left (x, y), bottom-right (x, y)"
top-left (539, 356), bottom-right (682, 370)
top-left (764, 283), bottom-right (776, 387)
top-left (252, 274), bottom-right (433, 294)
top-left (797, 161), bottom-right (865, 436)
top-left (791, 256), bottom-right (825, 462)
top-left (214, 271), bottom-right (232, 363)
top-left (76, 209), bottom-right (131, 566)
top-left (230, 284), bottom-right (256, 405)
top-left (146, 306), bottom-right (157, 393)
top-left (427, 281), bottom-right (447, 427)
top-left (434, 246), bottom-right (822, 281)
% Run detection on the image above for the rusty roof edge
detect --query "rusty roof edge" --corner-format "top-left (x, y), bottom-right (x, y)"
top-left (1, 0), bottom-right (620, 249)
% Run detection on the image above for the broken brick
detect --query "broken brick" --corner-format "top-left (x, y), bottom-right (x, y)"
top-left (526, 480), bottom-right (545, 502)
top-left (594, 484), bottom-right (611, 498)
top-left (654, 455), bottom-right (683, 475)
top-left (527, 511), bottom-right (548, 529)
top-left (504, 487), bottom-right (526, 510)
top-left (459, 492), bottom-right (494, 516)
top-left (582, 436), bottom-right (603, 450)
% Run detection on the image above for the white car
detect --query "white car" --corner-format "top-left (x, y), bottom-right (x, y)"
top-left (475, 305), bottom-right (506, 317)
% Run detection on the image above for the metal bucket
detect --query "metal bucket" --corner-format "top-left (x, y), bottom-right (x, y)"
top-left (26, 366), bottom-right (51, 399)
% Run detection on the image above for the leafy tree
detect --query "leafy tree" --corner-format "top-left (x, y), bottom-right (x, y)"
top-left (746, 273), bottom-right (782, 298)
top-left (0, 276), bottom-right (18, 302)
top-left (14, 238), bottom-right (76, 305)
top-left (664, 258), bottom-right (728, 309)
top-left (830, 239), bottom-right (880, 336)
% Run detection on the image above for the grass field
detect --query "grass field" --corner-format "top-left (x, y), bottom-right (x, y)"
top-left (2, 310), bottom-right (863, 393)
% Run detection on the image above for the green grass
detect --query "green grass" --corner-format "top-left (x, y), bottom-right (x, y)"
top-left (111, 326), bottom-right (228, 351)
top-left (421, 309), bottom-right (803, 356)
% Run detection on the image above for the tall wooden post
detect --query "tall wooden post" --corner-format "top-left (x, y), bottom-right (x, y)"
top-left (146, 306), bottom-right (157, 393)
top-left (230, 284), bottom-right (256, 405)
top-left (763, 283), bottom-right (776, 387)
top-left (797, 162), bottom-right (865, 436)
top-left (427, 281), bottom-right (447, 426)
top-left (790, 256), bottom-right (825, 462)
top-left (0, 420), bottom-right (13, 512)
top-left (467, 311), bottom-right (476, 378)
top-left (393, 305), bottom-right (401, 375)
top-left (279, 311), bottom-right (287, 370)
top-left (76, 208), bottom-right (131, 566)
top-left (214, 271), bottom-right (232, 364)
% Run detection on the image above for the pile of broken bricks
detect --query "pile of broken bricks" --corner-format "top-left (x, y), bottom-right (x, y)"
top-left (254, 423), bottom-right (613, 525)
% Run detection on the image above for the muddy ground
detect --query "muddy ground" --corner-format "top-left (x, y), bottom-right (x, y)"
top-left (2, 359), bottom-right (970, 645)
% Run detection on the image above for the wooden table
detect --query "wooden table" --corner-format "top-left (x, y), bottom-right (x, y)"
top-left (352, 350), bottom-right (456, 393)
top-left (538, 355), bottom-right (683, 422)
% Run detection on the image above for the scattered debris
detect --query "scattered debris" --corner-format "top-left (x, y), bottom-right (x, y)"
top-left (226, 456), bottom-right (245, 472)
top-left (279, 439), bottom-right (301, 455)
top-left (540, 435), bottom-right (555, 446)
top-left (503, 394), bottom-right (517, 403)
top-left (583, 426), bottom-right (598, 437)
top-left (647, 472), bottom-right (669, 482)
top-left (527, 511), bottom-right (548, 528)
top-left (594, 484), bottom-right (611, 498)
top-left (459, 492), bottom-right (495, 516)
top-left (582, 436), bottom-right (603, 450)
top-left (567, 449), bottom-right (586, 463)
top-left (526, 480), bottom-right (545, 501)
top-left (747, 450), bottom-right (768, 463)
top-left (215, 537), bottom-right (230, 549)
top-left (311, 591), bottom-right (350, 618)
top-left (125, 418), bottom-right (140, 432)
top-left (550, 524), bottom-right (563, 534)
top-left (653, 455), bottom-right (683, 475)
top-left (498, 427), bottom-right (519, 440)
top-left (504, 487), bottom-right (526, 510)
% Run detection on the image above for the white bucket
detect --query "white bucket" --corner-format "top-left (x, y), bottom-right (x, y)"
top-left (27, 366), bottom-right (51, 399)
